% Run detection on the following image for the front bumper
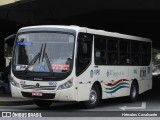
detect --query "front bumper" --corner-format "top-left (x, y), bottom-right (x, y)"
top-left (11, 85), bottom-right (77, 101)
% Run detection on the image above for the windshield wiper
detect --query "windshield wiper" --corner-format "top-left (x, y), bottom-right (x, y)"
top-left (42, 43), bottom-right (46, 62)
top-left (25, 53), bottom-right (40, 72)
top-left (39, 44), bottom-right (43, 63)
top-left (44, 52), bottom-right (53, 73)
top-left (42, 43), bottom-right (53, 73)
top-left (24, 43), bottom-right (53, 73)
top-left (25, 44), bottom-right (43, 72)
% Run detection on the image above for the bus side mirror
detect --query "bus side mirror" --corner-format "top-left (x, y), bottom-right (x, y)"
top-left (4, 44), bottom-right (8, 57)
top-left (4, 43), bottom-right (13, 58)
top-left (4, 34), bottom-right (16, 57)
top-left (5, 34), bottom-right (16, 42)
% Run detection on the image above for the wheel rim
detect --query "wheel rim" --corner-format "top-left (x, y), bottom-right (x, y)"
top-left (89, 89), bottom-right (97, 104)
top-left (132, 85), bottom-right (137, 99)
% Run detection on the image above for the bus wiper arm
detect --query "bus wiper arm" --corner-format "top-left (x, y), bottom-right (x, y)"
top-left (39, 44), bottom-right (43, 63)
top-left (25, 52), bottom-right (40, 72)
top-left (25, 44), bottom-right (43, 71)
top-left (42, 43), bottom-right (53, 73)
top-left (42, 43), bottom-right (46, 62)
top-left (44, 52), bottom-right (53, 73)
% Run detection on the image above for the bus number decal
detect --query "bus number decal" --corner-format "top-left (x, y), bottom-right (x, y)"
top-left (94, 69), bottom-right (100, 75)
top-left (48, 81), bottom-right (57, 86)
top-left (90, 69), bottom-right (100, 78)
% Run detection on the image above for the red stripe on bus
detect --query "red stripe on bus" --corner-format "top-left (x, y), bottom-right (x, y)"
top-left (107, 79), bottom-right (129, 86)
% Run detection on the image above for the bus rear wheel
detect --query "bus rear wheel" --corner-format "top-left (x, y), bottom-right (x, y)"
top-left (83, 85), bottom-right (101, 109)
top-left (129, 81), bottom-right (139, 102)
top-left (33, 99), bottom-right (52, 108)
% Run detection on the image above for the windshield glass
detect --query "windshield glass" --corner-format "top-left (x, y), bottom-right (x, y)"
top-left (13, 32), bottom-right (75, 73)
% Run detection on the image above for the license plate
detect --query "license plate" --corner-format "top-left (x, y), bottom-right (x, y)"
top-left (32, 92), bottom-right (43, 96)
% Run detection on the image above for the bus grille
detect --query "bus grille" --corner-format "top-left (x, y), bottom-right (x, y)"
top-left (21, 85), bottom-right (56, 90)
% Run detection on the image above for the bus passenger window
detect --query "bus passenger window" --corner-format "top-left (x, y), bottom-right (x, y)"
top-left (119, 40), bottom-right (130, 65)
top-left (94, 36), bottom-right (107, 65)
top-left (108, 52), bottom-right (118, 65)
top-left (131, 42), bottom-right (140, 65)
top-left (107, 39), bottom-right (118, 65)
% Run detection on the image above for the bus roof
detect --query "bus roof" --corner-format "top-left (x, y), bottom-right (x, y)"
top-left (19, 25), bottom-right (151, 42)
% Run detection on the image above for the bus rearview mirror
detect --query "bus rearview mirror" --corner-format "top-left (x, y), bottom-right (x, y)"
top-left (5, 34), bottom-right (16, 43)
top-left (4, 34), bottom-right (16, 57)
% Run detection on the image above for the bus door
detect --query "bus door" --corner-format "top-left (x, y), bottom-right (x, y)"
top-left (76, 33), bottom-right (93, 101)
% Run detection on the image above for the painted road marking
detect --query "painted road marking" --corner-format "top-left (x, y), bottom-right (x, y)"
top-left (119, 102), bottom-right (146, 110)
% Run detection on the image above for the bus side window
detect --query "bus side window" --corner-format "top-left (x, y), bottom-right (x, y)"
top-left (94, 36), bottom-right (107, 65)
top-left (107, 39), bottom-right (118, 65)
top-left (76, 33), bottom-right (93, 76)
top-left (119, 40), bottom-right (130, 65)
top-left (131, 41), bottom-right (140, 65)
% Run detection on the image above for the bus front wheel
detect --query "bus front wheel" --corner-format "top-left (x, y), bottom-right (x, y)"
top-left (33, 99), bottom-right (52, 108)
top-left (83, 85), bottom-right (101, 108)
top-left (129, 81), bottom-right (139, 102)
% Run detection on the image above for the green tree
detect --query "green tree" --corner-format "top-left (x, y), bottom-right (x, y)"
top-left (152, 49), bottom-right (160, 64)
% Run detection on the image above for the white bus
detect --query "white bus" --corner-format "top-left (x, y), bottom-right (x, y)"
top-left (9, 25), bottom-right (152, 108)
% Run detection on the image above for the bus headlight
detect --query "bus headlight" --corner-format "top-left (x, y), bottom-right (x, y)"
top-left (10, 78), bottom-right (20, 88)
top-left (58, 79), bottom-right (73, 90)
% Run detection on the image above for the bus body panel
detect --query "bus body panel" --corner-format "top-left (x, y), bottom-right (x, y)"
top-left (76, 64), bottom-right (100, 101)
top-left (99, 66), bottom-right (130, 99)
top-left (11, 70), bottom-right (78, 101)
top-left (128, 64), bottom-right (152, 94)
top-left (10, 25), bottom-right (152, 104)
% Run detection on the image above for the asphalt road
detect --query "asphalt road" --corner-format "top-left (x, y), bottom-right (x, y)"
top-left (0, 79), bottom-right (160, 118)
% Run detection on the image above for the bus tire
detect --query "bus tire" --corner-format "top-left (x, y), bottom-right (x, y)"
top-left (129, 81), bottom-right (139, 103)
top-left (33, 99), bottom-right (52, 108)
top-left (83, 85), bottom-right (101, 109)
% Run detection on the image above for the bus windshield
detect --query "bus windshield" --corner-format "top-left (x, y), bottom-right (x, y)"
top-left (13, 32), bottom-right (75, 74)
